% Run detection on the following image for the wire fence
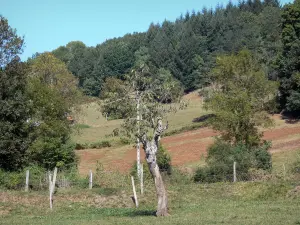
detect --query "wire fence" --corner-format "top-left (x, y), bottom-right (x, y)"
top-left (0, 162), bottom-right (295, 191)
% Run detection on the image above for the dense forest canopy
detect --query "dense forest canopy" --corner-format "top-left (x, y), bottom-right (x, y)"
top-left (51, 0), bottom-right (283, 98)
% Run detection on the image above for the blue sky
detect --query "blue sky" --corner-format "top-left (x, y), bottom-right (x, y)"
top-left (1, 0), bottom-right (293, 61)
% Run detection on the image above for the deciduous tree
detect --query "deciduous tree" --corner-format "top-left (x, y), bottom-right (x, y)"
top-left (204, 50), bottom-right (278, 146)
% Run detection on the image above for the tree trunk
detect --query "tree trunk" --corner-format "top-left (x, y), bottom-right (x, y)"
top-left (148, 161), bottom-right (168, 216)
top-left (142, 119), bottom-right (169, 216)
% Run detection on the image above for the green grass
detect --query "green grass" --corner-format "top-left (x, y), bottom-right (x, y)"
top-left (1, 181), bottom-right (300, 225)
top-left (2, 149), bottom-right (300, 225)
top-left (72, 95), bottom-right (206, 143)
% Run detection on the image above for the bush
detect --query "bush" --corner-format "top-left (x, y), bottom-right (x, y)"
top-left (0, 170), bottom-right (23, 189)
top-left (28, 137), bottom-right (77, 170)
top-left (75, 141), bottom-right (112, 150)
top-left (0, 165), bottom-right (47, 190)
top-left (194, 140), bottom-right (272, 183)
top-left (157, 144), bottom-right (172, 175)
top-left (90, 141), bottom-right (111, 149)
top-left (75, 142), bottom-right (89, 150)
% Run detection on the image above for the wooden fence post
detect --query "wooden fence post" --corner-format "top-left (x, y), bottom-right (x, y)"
top-left (233, 161), bottom-right (237, 182)
top-left (283, 163), bottom-right (286, 181)
top-left (140, 164), bottom-right (144, 195)
top-left (25, 170), bottom-right (29, 192)
top-left (89, 170), bottom-right (93, 189)
top-left (49, 171), bottom-right (53, 209)
top-left (49, 167), bottom-right (57, 210)
top-left (131, 176), bottom-right (138, 207)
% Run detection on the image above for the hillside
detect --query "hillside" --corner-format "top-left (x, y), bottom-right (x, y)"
top-left (75, 93), bottom-right (300, 175)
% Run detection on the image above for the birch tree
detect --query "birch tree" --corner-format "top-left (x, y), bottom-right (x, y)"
top-left (101, 60), bottom-right (184, 216)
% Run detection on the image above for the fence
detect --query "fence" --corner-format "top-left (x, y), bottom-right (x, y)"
top-left (0, 161), bottom-right (293, 192)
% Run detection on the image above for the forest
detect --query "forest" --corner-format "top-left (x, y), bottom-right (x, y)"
top-left (50, 0), bottom-right (299, 113)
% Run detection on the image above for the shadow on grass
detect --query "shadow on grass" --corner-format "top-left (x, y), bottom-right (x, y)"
top-left (89, 208), bottom-right (155, 218)
top-left (124, 209), bottom-right (156, 217)
top-left (192, 114), bottom-right (215, 123)
top-left (281, 111), bottom-right (300, 124)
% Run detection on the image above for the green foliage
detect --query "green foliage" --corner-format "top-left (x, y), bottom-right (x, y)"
top-left (0, 59), bottom-right (32, 171)
top-left (28, 137), bottom-right (76, 169)
top-left (0, 15), bottom-right (24, 67)
top-left (157, 144), bottom-right (172, 174)
top-left (204, 50), bottom-right (278, 146)
top-left (75, 140), bottom-right (112, 150)
top-left (194, 140), bottom-right (272, 183)
top-left (0, 165), bottom-right (46, 190)
top-left (0, 16), bottom-right (30, 171)
top-left (25, 75), bottom-right (77, 170)
top-left (89, 141), bottom-right (111, 149)
top-left (100, 77), bottom-right (135, 119)
top-left (50, 1), bottom-right (283, 95)
top-left (277, 1), bottom-right (300, 112)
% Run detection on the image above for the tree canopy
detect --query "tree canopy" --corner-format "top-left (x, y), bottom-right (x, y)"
top-left (204, 50), bottom-right (278, 146)
top-left (51, 0), bottom-right (282, 100)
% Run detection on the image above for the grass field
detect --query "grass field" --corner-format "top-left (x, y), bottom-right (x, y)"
top-left (72, 92), bottom-right (206, 144)
top-left (1, 148), bottom-right (300, 224)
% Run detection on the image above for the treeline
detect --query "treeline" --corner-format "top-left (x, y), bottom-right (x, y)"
top-left (51, 0), bottom-right (281, 94)
top-left (0, 16), bottom-right (82, 171)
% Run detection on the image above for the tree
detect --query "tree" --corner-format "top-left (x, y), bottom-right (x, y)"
top-left (0, 59), bottom-right (31, 171)
top-left (26, 53), bottom-right (81, 169)
top-left (0, 16), bottom-right (29, 171)
top-left (28, 52), bottom-right (81, 109)
top-left (204, 50), bottom-right (278, 146)
top-left (26, 78), bottom-right (76, 169)
top-left (0, 15), bottom-right (24, 67)
top-left (277, 0), bottom-right (300, 112)
top-left (101, 60), bottom-right (184, 216)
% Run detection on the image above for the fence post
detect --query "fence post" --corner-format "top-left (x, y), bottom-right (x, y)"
top-left (49, 171), bottom-right (53, 209)
top-left (233, 161), bottom-right (237, 182)
top-left (25, 170), bottom-right (29, 192)
top-left (131, 176), bottom-right (138, 207)
top-left (49, 167), bottom-right (57, 210)
top-left (89, 170), bottom-right (93, 189)
top-left (140, 164), bottom-right (144, 195)
top-left (283, 163), bottom-right (286, 181)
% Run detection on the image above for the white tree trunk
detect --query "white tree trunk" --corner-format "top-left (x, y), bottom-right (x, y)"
top-left (142, 119), bottom-right (169, 216)
top-left (136, 94), bottom-right (141, 178)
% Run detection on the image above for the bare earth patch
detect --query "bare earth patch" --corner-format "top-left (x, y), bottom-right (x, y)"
top-left (77, 116), bottom-right (300, 175)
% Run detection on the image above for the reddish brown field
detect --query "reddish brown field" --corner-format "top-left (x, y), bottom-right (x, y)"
top-left (77, 118), bottom-right (300, 175)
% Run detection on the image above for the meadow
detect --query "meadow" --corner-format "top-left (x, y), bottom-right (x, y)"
top-left (1, 148), bottom-right (300, 225)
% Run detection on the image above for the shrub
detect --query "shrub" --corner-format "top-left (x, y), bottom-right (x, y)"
top-left (75, 143), bottom-right (89, 150)
top-left (90, 141), bottom-right (111, 149)
top-left (120, 137), bottom-right (131, 145)
top-left (0, 165), bottom-right (47, 190)
top-left (28, 138), bottom-right (77, 170)
top-left (194, 140), bottom-right (272, 183)
top-left (157, 144), bottom-right (172, 175)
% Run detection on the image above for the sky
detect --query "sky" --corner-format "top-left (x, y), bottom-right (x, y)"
top-left (1, 0), bottom-right (293, 61)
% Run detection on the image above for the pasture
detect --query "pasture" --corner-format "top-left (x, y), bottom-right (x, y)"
top-left (74, 92), bottom-right (300, 175)
top-left (1, 148), bottom-right (300, 224)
